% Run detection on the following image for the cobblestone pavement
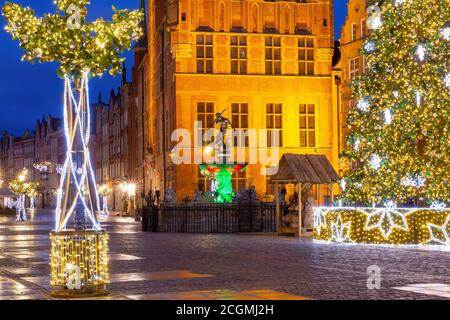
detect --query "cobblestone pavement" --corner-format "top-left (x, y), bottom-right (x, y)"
top-left (1, 210), bottom-right (450, 300)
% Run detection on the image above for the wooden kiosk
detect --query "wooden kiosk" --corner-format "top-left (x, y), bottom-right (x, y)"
top-left (271, 154), bottom-right (339, 237)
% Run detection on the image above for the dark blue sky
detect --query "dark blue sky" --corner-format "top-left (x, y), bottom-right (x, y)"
top-left (0, 0), bottom-right (349, 136)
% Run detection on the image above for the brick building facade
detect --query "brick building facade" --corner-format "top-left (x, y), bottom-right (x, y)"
top-left (143, 0), bottom-right (341, 202)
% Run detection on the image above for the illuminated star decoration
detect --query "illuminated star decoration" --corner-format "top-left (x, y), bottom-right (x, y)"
top-left (441, 27), bottom-right (450, 39)
top-left (384, 109), bottom-right (392, 125)
top-left (401, 174), bottom-right (426, 188)
top-left (360, 203), bottom-right (413, 239)
top-left (444, 73), bottom-right (450, 89)
top-left (366, 4), bottom-right (382, 30)
top-left (416, 45), bottom-right (426, 61)
top-left (364, 41), bottom-right (376, 53)
top-left (330, 213), bottom-right (352, 243)
top-left (430, 201), bottom-right (447, 210)
top-left (369, 154), bottom-right (382, 170)
top-left (424, 215), bottom-right (450, 246)
top-left (313, 208), bottom-right (329, 236)
top-left (357, 97), bottom-right (371, 112)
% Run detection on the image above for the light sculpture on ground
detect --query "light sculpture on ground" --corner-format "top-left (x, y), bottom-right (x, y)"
top-left (2, 0), bottom-right (142, 296)
top-left (316, 0), bottom-right (450, 246)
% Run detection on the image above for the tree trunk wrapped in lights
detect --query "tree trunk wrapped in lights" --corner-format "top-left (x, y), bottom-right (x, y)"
top-left (342, 0), bottom-right (450, 206)
top-left (2, 0), bottom-right (143, 297)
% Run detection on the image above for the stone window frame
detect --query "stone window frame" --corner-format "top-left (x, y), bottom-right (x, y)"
top-left (298, 37), bottom-right (314, 76)
top-left (266, 103), bottom-right (283, 147)
top-left (299, 103), bottom-right (316, 148)
top-left (265, 36), bottom-right (282, 75)
top-left (196, 34), bottom-right (214, 74)
top-left (230, 35), bottom-right (248, 74)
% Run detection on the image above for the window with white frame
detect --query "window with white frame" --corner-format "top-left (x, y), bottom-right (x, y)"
top-left (361, 19), bottom-right (367, 38)
top-left (351, 23), bottom-right (358, 41)
top-left (363, 55), bottom-right (370, 74)
top-left (299, 104), bottom-right (316, 148)
top-left (349, 57), bottom-right (359, 81)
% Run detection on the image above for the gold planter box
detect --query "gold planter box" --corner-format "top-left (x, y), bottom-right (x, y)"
top-left (313, 207), bottom-right (450, 246)
top-left (50, 230), bottom-right (109, 297)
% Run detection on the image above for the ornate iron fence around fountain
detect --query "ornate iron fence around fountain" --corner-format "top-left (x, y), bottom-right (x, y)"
top-left (142, 202), bottom-right (277, 233)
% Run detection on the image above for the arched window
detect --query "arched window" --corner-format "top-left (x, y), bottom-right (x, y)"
top-left (251, 4), bottom-right (258, 33)
top-left (284, 5), bottom-right (290, 34)
top-left (219, 2), bottom-right (225, 31)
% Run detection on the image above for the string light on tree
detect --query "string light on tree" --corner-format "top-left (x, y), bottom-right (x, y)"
top-left (369, 155), bottom-right (382, 170)
top-left (367, 3), bottom-right (383, 30)
top-left (444, 73), bottom-right (450, 89)
top-left (416, 45), bottom-right (426, 61)
top-left (342, 0), bottom-right (450, 209)
top-left (441, 27), bottom-right (450, 39)
top-left (364, 41), bottom-right (376, 53)
top-left (384, 109), bottom-right (392, 125)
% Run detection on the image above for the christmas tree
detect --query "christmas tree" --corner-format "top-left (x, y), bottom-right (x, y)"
top-left (342, 0), bottom-right (450, 206)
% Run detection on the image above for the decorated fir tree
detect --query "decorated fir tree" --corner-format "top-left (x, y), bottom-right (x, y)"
top-left (342, 0), bottom-right (450, 206)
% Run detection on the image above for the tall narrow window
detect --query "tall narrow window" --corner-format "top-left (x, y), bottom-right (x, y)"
top-left (219, 3), bottom-right (225, 31)
top-left (230, 36), bottom-right (247, 74)
top-left (363, 56), bottom-right (370, 74)
top-left (299, 104), bottom-right (316, 148)
top-left (231, 103), bottom-right (249, 146)
top-left (361, 19), bottom-right (367, 38)
top-left (196, 34), bottom-right (213, 73)
top-left (197, 102), bottom-right (215, 137)
top-left (251, 4), bottom-right (258, 32)
top-left (266, 103), bottom-right (283, 147)
top-left (265, 36), bottom-right (281, 75)
top-left (197, 167), bottom-right (211, 192)
top-left (265, 175), bottom-right (275, 195)
top-left (232, 171), bottom-right (246, 192)
top-left (349, 57), bottom-right (359, 81)
top-left (351, 23), bottom-right (358, 41)
top-left (284, 6), bottom-right (290, 34)
top-left (298, 38), bottom-right (314, 75)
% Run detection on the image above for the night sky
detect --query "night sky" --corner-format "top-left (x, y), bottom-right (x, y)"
top-left (0, 0), bottom-right (349, 136)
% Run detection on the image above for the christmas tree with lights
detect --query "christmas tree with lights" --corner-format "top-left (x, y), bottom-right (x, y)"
top-left (342, 0), bottom-right (450, 206)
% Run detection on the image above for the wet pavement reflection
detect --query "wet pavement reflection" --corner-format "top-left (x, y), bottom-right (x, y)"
top-left (1, 209), bottom-right (450, 300)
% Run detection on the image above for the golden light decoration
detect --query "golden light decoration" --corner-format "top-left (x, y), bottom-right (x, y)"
top-left (314, 208), bottom-right (450, 246)
top-left (341, 0), bottom-right (450, 205)
top-left (2, 0), bottom-right (143, 77)
top-left (50, 230), bottom-right (109, 297)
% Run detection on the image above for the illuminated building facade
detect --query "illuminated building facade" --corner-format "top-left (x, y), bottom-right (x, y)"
top-left (146, 0), bottom-right (340, 201)
top-left (34, 116), bottom-right (65, 208)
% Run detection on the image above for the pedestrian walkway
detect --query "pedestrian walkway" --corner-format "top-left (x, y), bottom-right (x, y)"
top-left (1, 209), bottom-right (450, 299)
